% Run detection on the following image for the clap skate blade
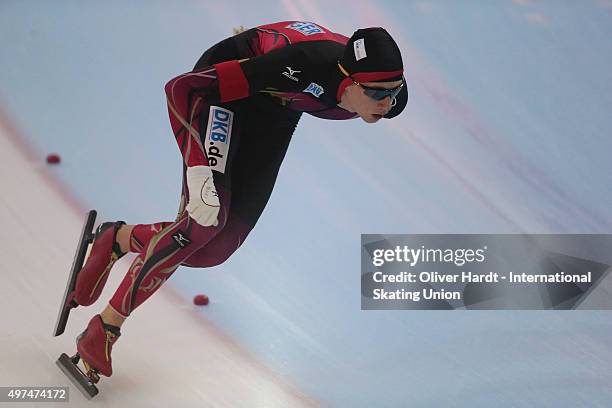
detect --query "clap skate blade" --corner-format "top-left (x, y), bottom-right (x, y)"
top-left (53, 210), bottom-right (97, 337)
top-left (56, 353), bottom-right (99, 399)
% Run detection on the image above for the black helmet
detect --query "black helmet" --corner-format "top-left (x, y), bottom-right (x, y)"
top-left (339, 27), bottom-right (408, 118)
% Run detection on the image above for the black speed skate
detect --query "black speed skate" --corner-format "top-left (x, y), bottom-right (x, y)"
top-left (56, 352), bottom-right (100, 399)
top-left (53, 209), bottom-right (97, 337)
top-left (53, 210), bottom-right (102, 398)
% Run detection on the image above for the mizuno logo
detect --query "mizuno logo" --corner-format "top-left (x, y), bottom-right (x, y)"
top-left (282, 67), bottom-right (301, 82)
top-left (172, 232), bottom-right (192, 248)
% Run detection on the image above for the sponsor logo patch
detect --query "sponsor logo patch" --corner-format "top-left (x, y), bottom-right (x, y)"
top-left (303, 82), bottom-right (324, 98)
top-left (172, 231), bottom-right (192, 248)
top-left (286, 21), bottom-right (325, 36)
top-left (204, 106), bottom-right (233, 174)
top-left (282, 66), bottom-right (301, 82)
top-left (354, 38), bottom-right (367, 61)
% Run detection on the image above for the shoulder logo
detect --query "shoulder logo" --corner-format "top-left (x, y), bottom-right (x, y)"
top-left (282, 66), bottom-right (301, 82)
top-left (303, 82), bottom-right (325, 98)
top-left (286, 21), bottom-right (325, 36)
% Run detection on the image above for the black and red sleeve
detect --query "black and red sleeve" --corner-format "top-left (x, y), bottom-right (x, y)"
top-left (165, 44), bottom-right (311, 167)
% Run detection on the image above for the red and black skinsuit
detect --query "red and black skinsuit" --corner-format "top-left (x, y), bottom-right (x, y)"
top-left (109, 21), bottom-right (364, 317)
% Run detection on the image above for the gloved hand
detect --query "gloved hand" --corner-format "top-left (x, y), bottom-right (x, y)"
top-left (185, 166), bottom-right (220, 227)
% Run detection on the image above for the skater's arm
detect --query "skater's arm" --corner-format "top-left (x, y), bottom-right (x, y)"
top-left (164, 44), bottom-right (313, 167)
top-left (164, 67), bottom-right (220, 167)
top-left (164, 61), bottom-right (251, 167)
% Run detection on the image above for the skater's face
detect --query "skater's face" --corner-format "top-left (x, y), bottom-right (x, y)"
top-left (340, 79), bottom-right (404, 123)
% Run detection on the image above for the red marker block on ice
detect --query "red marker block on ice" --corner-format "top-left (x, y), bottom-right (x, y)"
top-left (46, 153), bottom-right (61, 165)
top-left (193, 294), bottom-right (209, 306)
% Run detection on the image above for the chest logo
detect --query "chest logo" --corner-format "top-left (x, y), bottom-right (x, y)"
top-left (282, 66), bottom-right (301, 82)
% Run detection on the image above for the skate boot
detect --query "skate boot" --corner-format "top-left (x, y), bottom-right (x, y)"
top-left (71, 221), bottom-right (126, 307)
top-left (76, 314), bottom-right (121, 378)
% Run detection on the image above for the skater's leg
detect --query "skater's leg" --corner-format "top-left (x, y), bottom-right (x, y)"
top-left (100, 304), bottom-right (126, 328)
top-left (72, 221), bottom-right (126, 306)
top-left (108, 191), bottom-right (230, 318)
top-left (124, 222), bottom-right (173, 254)
top-left (102, 211), bottom-right (253, 326)
top-left (75, 94), bottom-right (249, 377)
top-left (76, 188), bottom-right (229, 378)
top-left (71, 222), bottom-right (170, 308)
top-left (76, 222), bottom-right (170, 257)
top-left (73, 69), bottom-right (249, 379)
top-left (105, 216), bottom-right (252, 316)
top-left (115, 224), bottom-right (134, 253)
top-left (103, 222), bottom-right (175, 255)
